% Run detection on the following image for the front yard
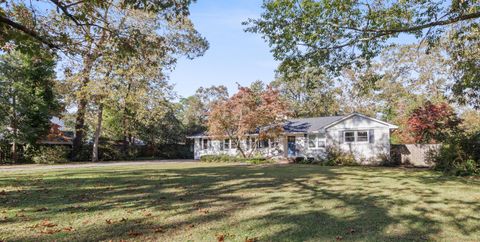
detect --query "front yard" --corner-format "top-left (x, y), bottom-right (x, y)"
top-left (0, 163), bottom-right (479, 241)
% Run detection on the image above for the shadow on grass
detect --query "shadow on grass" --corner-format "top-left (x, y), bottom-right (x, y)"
top-left (0, 164), bottom-right (479, 241)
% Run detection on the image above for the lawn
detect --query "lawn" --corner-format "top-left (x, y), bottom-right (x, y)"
top-left (0, 163), bottom-right (479, 242)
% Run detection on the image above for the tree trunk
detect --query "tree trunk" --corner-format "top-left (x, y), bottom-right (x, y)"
top-left (72, 53), bottom-right (94, 159)
top-left (72, 26), bottom-right (107, 159)
top-left (235, 138), bottom-right (247, 158)
top-left (122, 83), bottom-right (131, 156)
top-left (11, 93), bottom-right (17, 163)
top-left (92, 104), bottom-right (104, 162)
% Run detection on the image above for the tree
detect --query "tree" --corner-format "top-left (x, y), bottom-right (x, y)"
top-left (449, 24), bottom-right (480, 109)
top-left (337, 44), bottom-right (451, 142)
top-left (1, 0), bottom-right (202, 50)
top-left (207, 86), bottom-right (290, 158)
top-left (271, 66), bottom-right (341, 117)
top-left (245, 0), bottom-right (480, 74)
top-left (179, 85), bottom-right (229, 136)
top-left (0, 47), bottom-right (61, 162)
top-left (406, 101), bottom-right (462, 143)
top-left (460, 109), bottom-right (480, 134)
top-left (55, 1), bottom-right (208, 158)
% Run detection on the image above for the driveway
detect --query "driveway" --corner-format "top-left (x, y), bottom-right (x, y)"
top-left (0, 160), bottom-right (197, 172)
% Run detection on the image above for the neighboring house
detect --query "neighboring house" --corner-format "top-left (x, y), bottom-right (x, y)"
top-left (38, 117), bottom-right (73, 146)
top-left (188, 113), bottom-right (398, 164)
top-left (0, 117), bottom-right (73, 146)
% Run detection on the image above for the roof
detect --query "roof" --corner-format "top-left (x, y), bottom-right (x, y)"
top-left (186, 113), bottom-right (398, 138)
top-left (283, 116), bottom-right (345, 133)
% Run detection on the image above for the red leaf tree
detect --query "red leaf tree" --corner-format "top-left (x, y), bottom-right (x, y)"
top-left (407, 101), bottom-right (462, 143)
top-left (207, 86), bottom-right (290, 158)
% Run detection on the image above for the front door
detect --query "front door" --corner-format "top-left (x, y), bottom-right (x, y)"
top-left (287, 136), bottom-right (296, 157)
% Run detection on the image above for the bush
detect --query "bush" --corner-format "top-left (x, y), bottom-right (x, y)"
top-left (200, 154), bottom-right (237, 162)
top-left (321, 147), bottom-right (358, 166)
top-left (292, 157), bottom-right (317, 164)
top-left (31, 146), bottom-right (69, 164)
top-left (200, 155), bottom-right (271, 164)
top-left (433, 132), bottom-right (479, 176)
top-left (244, 157), bottom-right (271, 164)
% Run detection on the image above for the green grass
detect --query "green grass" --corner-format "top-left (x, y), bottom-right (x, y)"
top-left (0, 163), bottom-right (479, 242)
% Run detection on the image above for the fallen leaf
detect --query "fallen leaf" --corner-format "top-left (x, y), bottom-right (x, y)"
top-left (35, 207), bottom-right (49, 212)
top-left (188, 224), bottom-right (195, 228)
top-left (336, 235), bottom-right (343, 241)
top-left (41, 220), bottom-right (57, 227)
top-left (127, 231), bottom-right (143, 237)
top-left (153, 227), bottom-right (164, 233)
top-left (0, 190), bottom-right (6, 195)
top-left (120, 217), bottom-right (127, 222)
top-left (106, 219), bottom-right (113, 224)
top-left (198, 208), bottom-right (209, 214)
top-left (216, 233), bottom-right (225, 242)
top-left (144, 212), bottom-right (152, 217)
top-left (63, 226), bottom-right (75, 232)
top-left (245, 237), bottom-right (258, 242)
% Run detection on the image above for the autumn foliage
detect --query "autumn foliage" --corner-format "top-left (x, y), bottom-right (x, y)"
top-left (207, 86), bottom-right (290, 157)
top-left (407, 101), bottom-right (462, 143)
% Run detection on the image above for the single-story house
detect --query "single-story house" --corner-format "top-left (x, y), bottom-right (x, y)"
top-left (188, 113), bottom-right (398, 164)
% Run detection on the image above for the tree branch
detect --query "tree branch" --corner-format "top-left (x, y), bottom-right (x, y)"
top-left (345, 11), bottom-right (480, 35)
top-left (0, 14), bottom-right (58, 49)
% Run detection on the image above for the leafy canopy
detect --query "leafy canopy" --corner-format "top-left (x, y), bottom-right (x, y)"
top-left (245, 0), bottom-right (480, 73)
top-left (407, 101), bottom-right (462, 143)
top-left (207, 86), bottom-right (290, 157)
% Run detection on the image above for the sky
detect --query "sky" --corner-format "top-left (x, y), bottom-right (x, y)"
top-left (168, 0), bottom-right (278, 98)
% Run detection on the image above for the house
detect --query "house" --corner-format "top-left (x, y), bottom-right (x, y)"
top-left (188, 113), bottom-right (398, 164)
top-left (37, 117), bottom-right (73, 146)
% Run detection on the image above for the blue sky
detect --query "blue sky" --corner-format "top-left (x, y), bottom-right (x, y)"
top-left (169, 0), bottom-right (278, 98)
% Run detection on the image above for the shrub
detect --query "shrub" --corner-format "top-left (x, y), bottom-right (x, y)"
top-left (200, 155), bottom-right (272, 164)
top-left (200, 155), bottom-right (238, 162)
top-left (433, 132), bottom-right (479, 176)
top-left (244, 157), bottom-right (271, 164)
top-left (31, 146), bottom-right (69, 164)
top-left (321, 147), bottom-right (358, 166)
top-left (292, 157), bottom-right (316, 164)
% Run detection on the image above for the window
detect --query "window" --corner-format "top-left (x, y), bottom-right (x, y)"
top-left (271, 138), bottom-right (279, 148)
top-left (344, 131), bottom-right (369, 143)
top-left (308, 134), bottom-right (317, 148)
top-left (308, 134), bottom-right (326, 149)
top-left (357, 131), bottom-right (368, 142)
top-left (344, 131), bottom-right (355, 142)
top-left (202, 139), bottom-right (208, 150)
top-left (258, 139), bottom-right (269, 148)
top-left (224, 139), bottom-right (230, 149)
top-left (220, 140), bottom-right (224, 151)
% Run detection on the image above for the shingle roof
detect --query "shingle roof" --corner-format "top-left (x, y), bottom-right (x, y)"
top-left (283, 116), bottom-right (345, 133)
top-left (187, 116), bottom-right (346, 138)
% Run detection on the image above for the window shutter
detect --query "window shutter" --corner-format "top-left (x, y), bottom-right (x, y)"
top-left (369, 129), bottom-right (375, 143)
top-left (339, 131), bottom-right (343, 144)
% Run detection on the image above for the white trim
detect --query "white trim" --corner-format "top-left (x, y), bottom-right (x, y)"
top-left (307, 133), bottom-right (327, 150)
top-left (324, 113), bottom-right (398, 130)
top-left (343, 130), bottom-right (370, 143)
